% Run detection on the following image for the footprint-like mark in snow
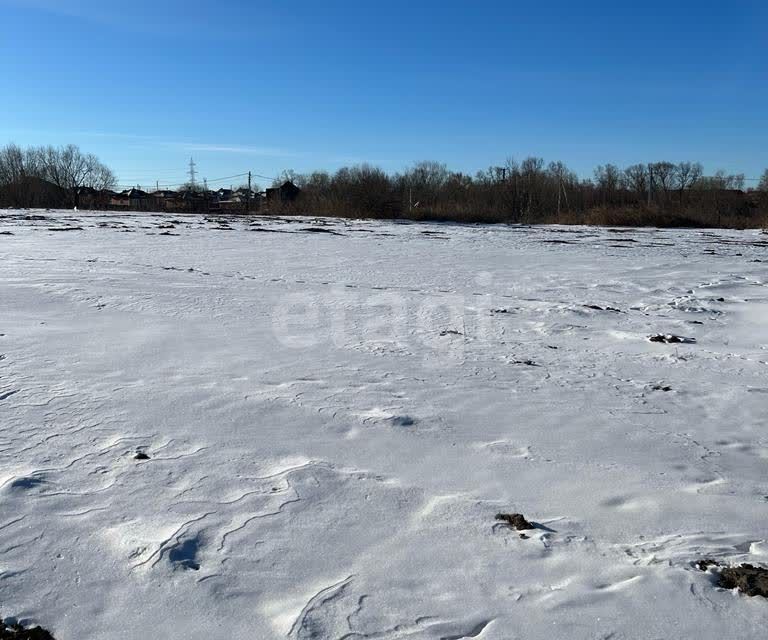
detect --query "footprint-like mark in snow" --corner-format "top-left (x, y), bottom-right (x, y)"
top-left (288, 575), bottom-right (354, 639)
top-left (0, 389), bottom-right (20, 402)
top-left (474, 440), bottom-right (532, 459)
top-left (5, 474), bottom-right (48, 492)
top-left (168, 534), bottom-right (202, 571)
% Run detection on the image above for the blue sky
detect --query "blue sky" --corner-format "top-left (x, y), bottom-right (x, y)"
top-left (1, 0), bottom-right (766, 190)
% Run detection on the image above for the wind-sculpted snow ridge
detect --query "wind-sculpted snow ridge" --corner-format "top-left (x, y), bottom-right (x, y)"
top-left (0, 210), bottom-right (767, 638)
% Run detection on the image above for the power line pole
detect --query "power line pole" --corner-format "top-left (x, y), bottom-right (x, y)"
top-left (188, 157), bottom-right (197, 188)
top-left (246, 171), bottom-right (252, 214)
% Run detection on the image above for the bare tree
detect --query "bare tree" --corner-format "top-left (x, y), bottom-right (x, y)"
top-left (649, 162), bottom-right (676, 201)
top-left (674, 161), bottom-right (703, 204)
top-left (272, 169), bottom-right (301, 187)
top-left (41, 144), bottom-right (116, 205)
top-left (758, 169), bottom-right (768, 192)
top-left (594, 164), bottom-right (621, 204)
top-left (623, 164), bottom-right (648, 200)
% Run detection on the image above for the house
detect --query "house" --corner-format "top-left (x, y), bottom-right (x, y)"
top-left (151, 190), bottom-right (183, 212)
top-left (110, 188), bottom-right (149, 210)
top-left (126, 188), bottom-right (149, 210)
top-left (75, 186), bottom-right (114, 210)
top-left (265, 180), bottom-right (301, 203)
top-left (219, 194), bottom-right (262, 212)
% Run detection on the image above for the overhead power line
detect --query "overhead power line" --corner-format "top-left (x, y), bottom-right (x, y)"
top-left (115, 167), bottom-right (290, 191)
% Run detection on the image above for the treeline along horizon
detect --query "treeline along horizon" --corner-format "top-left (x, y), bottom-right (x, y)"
top-left (1, 143), bottom-right (767, 228)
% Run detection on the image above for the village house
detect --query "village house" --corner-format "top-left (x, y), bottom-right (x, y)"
top-left (265, 180), bottom-right (301, 203)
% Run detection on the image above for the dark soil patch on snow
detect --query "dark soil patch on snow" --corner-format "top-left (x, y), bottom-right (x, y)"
top-left (649, 334), bottom-right (696, 344)
top-left (697, 560), bottom-right (768, 597)
top-left (719, 564), bottom-right (768, 597)
top-left (299, 227), bottom-right (345, 236)
top-left (583, 304), bottom-right (622, 313)
top-left (495, 513), bottom-right (533, 530)
top-left (510, 359), bottom-right (540, 367)
top-left (0, 618), bottom-right (55, 639)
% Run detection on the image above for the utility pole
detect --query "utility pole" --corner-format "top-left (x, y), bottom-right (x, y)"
top-left (246, 171), bottom-right (252, 214)
top-left (204, 178), bottom-right (208, 191)
top-left (188, 157), bottom-right (197, 188)
top-left (156, 180), bottom-right (159, 192)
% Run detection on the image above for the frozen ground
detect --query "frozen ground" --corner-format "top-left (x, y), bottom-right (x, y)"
top-left (0, 210), bottom-right (767, 639)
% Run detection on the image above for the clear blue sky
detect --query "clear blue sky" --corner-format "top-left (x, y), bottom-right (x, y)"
top-left (1, 0), bottom-right (766, 191)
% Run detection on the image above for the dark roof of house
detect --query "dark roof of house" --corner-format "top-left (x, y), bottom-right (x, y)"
top-left (121, 188), bottom-right (149, 198)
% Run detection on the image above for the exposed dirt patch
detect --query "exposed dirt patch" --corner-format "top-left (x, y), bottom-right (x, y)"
top-left (299, 227), bottom-right (345, 236)
top-left (495, 513), bottom-right (533, 530)
top-left (0, 618), bottom-right (55, 639)
top-left (583, 304), bottom-right (622, 313)
top-left (719, 564), bottom-right (768, 597)
top-left (696, 560), bottom-right (768, 597)
top-left (648, 334), bottom-right (697, 344)
top-left (510, 359), bottom-right (540, 367)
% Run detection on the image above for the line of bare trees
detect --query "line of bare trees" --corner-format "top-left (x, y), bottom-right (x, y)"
top-left (275, 159), bottom-right (768, 228)
top-left (2, 142), bottom-right (767, 228)
top-left (0, 143), bottom-right (116, 208)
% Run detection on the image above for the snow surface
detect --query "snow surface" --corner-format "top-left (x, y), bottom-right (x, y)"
top-left (0, 210), bottom-right (767, 639)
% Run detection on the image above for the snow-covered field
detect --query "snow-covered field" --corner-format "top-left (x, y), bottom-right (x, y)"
top-left (1, 210), bottom-right (767, 639)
